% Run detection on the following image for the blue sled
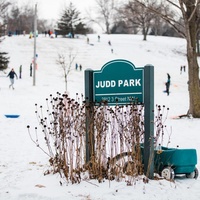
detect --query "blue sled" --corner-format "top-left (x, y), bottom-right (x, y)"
top-left (5, 114), bottom-right (20, 118)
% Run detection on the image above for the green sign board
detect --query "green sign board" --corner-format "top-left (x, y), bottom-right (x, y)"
top-left (93, 59), bottom-right (144, 105)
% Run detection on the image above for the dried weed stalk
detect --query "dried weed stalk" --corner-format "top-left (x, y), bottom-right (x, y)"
top-left (27, 93), bottom-right (169, 185)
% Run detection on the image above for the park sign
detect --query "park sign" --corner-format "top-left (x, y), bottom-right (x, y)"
top-left (85, 60), bottom-right (154, 179)
top-left (93, 59), bottom-right (144, 105)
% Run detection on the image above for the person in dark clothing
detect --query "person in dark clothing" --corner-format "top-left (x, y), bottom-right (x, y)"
top-left (7, 68), bottom-right (18, 89)
top-left (19, 65), bottom-right (22, 79)
top-left (183, 65), bottom-right (186, 72)
top-left (30, 63), bottom-right (33, 77)
top-left (165, 73), bottom-right (171, 95)
top-left (75, 63), bottom-right (78, 70)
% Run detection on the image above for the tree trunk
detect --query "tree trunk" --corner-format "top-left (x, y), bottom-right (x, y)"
top-left (143, 32), bottom-right (147, 40)
top-left (106, 21), bottom-right (110, 34)
top-left (65, 74), bottom-right (68, 92)
top-left (185, 1), bottom-right (200, 117)
top-left (142, 27), bottom-right (147, 41)
top-left (187, 48), bottom-right (200, 117)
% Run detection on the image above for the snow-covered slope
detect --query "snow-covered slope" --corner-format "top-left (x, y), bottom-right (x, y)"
top-left (0, 34), bottom-right (199, 200)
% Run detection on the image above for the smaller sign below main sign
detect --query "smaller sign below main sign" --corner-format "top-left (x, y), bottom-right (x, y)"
top-left (93, 59), bottom-right (144, 105)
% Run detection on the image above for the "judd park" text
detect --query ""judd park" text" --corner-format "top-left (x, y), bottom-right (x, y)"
top-left (95, 79), bottom-right (141, 88)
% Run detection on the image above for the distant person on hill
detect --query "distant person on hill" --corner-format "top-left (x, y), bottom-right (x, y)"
top-left (7, 68), bottom-right (18, 89)
top-left (30, 63), bottom-right (32, 77)
top-left (183, 65), bottom-right (186, 72)
top-left (165, 73), bottom-right (171, 95)
top-left (180, 65), bottom-right (182, 74)
top-left (48, 30), bottom-right (51, 37)
top-left (19, 65), bottom-right (22, 79)
top-left (29, 32), bottom-right (33, 39)
top-left (75, 63), bottom-right (78, 70)
top-left (98, 35), bottom-right (100, 42)
top-left (54, 31), bottom-right (58, 38)
top-left (180, 65), bottom-right (187, 74)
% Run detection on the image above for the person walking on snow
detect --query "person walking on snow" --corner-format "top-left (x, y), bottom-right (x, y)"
top-left (165, 73), bottom-right (171, 95)
top-left (7, 68), bottom-right (18, 89)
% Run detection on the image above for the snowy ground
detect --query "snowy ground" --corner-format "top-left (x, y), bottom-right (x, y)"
top-left (0, 34), bottom-right (200, 199)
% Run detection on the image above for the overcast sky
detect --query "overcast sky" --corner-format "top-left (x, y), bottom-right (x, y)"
top-left (13, 0), bottom-right (96, 20)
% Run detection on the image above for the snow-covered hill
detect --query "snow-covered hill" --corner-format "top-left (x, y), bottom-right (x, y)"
top-left (0, 34), bottom-right (199, 200)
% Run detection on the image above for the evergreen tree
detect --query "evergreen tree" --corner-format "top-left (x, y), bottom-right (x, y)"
top-left (0, 23), bottom-right (9, 70)
top-left (0, 52), bottom-right (9, 70)
top-left (0, 26), bottom-right (9, 70)
top-left (75, 22), bottom-right (89, 35)
top-left (0, 23), bottom-right (5, 37)
top-left (0, 0), bottom-right (10, 70)
top-left (56, 2), bottom-right (89, 37)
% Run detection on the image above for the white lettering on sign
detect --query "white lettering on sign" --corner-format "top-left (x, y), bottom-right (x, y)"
top-left (95, 79), bottom-right (141, 88)
top-left (96, 80), bottom-right (116, 88)
top-left (118, 79), bottom-right (141, 87)
top-left (135, 79), bottom-right (141, 86)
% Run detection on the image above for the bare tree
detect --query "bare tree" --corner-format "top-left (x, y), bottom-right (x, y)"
top-left (134, 0), bottom-right (200, 117)
top-left (0, 0), bottom-right (10, 18)
top-left (196, 4), bottom-right (200, 55)
top-left (57, 48), bottom-right (77, 92)
top-left (0, 0), bottom-right (10, 37)
top-left (0, 0), bottom-right (10, 69)
top-left (150, 6), bottom-right (179, 37)
top-left (120, 0), bottom-right (159, 40)
top-left (94, 0), bottom-right (118, 34)
top-left (6, 3), bottom-right (38, 34)
top-left (5, 3), bottom-right (51, 35)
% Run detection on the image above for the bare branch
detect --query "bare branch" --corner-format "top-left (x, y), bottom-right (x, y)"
top-left (0, 0), bottom-right (11, 17)
top-left (166, 0), bottom-right (181, 10)
top-left (135, 0), bottom-right (185, 37)
top-left (188, 0), bottom-right (200, 22)
top-left (57, 49), bottom-right (78, 92)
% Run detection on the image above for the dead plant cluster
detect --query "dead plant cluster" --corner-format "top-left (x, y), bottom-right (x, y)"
top-left (27, 92), bottom-right (168, 185)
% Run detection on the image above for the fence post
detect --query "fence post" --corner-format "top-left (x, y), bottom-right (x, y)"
top-left (85, 69), bottom-right (94, 163)
top-left (144, 64), bottom-right (154, 179)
